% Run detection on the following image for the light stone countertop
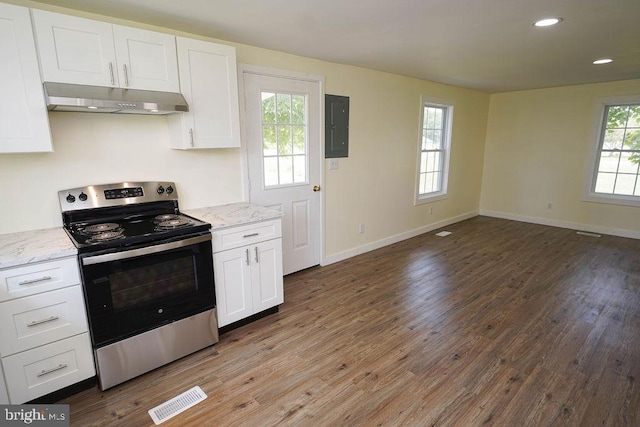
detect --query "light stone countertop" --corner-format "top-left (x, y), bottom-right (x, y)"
top-left (0, 203), bottom-right (280, 270)
top-left (184, 202), bottom-right (282, 230)
top-left (0, 227), bottom-right (77, 270)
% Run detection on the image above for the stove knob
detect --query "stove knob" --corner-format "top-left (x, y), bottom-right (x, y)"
top-left (66, 193), bottom-right (76, 203)
top-left (157, 186), bottom-right (165, 195)
top-left (166, 185), bottom-right (174, 195)
top-left (78, 192), bottom-right (88, 201)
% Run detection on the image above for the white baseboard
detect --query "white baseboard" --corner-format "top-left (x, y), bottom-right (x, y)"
top-left (479, 209), bottom-right (640, 240)
top-left (321, 210), bottom-right (479, 266)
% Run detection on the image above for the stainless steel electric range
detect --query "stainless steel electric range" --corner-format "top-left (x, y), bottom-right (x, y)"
top-left (59, 181), bottom-right (218, 390)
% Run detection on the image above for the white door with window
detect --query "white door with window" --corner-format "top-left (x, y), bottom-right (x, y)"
top-left (242, 68), bottom-right (322, 275)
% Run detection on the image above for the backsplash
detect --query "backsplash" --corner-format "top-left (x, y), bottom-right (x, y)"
top-left (0, 112), bottom-right (244, 235)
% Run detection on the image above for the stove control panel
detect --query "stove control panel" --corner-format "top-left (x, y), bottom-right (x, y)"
top-left (58, 181), bottom-right (179, 212)
top-left (105, 187), bottom-right (144, 200)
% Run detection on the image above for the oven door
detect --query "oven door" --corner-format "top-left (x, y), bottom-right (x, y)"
top-left (79, 233), bottom-right (215, 347)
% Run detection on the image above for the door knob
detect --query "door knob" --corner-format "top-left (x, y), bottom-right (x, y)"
top-left (313, 185), bottom-right (321, 192)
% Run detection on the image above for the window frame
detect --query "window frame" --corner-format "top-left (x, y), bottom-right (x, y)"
top-left (583, 95), bottom-right (640, 208)
top-left (415, 96), bottom-right (454, 205)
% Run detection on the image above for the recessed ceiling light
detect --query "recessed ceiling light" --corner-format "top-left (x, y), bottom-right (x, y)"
top-left (87, 106), bottom-right (98, 109)
top-left (593, 58), bottom-right (613, 65)
top-left (534, 17), bottom-right (562, 27)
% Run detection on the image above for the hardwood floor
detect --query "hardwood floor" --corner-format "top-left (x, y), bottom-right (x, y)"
top-left (60, 216), bottom-right (640, 426)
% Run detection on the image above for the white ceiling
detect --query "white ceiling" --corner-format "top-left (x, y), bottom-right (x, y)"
top-left (29, 0), bottom-right (640, 93)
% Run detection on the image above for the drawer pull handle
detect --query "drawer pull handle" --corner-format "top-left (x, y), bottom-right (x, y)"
top-left (255, 246), bottom-right (259, 263)
top-left (37, 364), bottom-right (68, 377)
top-left (27, 316), bottom-right (59, 327)
top-left (19, 276), bottom-right (52, 285)
top-left (243, 233), bottom-right (259, 238)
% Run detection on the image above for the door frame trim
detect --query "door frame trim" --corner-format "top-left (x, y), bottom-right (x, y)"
top-left (238, 63), bottom-right (326, 269)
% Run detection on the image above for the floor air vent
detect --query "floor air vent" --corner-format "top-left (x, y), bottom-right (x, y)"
top-left (148, 386), bottom-right (207, 425)
top-left (576, 231), bottom-right (601, 238)
top-left (435, 231), bottom-right (452, 237)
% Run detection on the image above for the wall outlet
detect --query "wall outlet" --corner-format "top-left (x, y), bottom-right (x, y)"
top-left (359, 223), bottom-right (365, 234)
top-left (547, 203), bottom-right (553, 210)
top-left (329, 158), bottom-right (339, 170)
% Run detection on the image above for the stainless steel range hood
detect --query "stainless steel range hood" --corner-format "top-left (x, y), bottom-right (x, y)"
top-left (44, 82), bottom-right (189, 115)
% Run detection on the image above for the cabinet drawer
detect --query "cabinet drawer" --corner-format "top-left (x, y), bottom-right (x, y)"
top-left (0, 286), bottom-right (88, 357)
top-left (212, 219), bottom-right (282, 252)
top-left (0, 257), bottom-right (80, 302)
top-left (2, 333), bottom-right (95, 404)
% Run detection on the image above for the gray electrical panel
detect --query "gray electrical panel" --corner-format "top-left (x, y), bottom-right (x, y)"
top-left (325, 94), bottom-right (349, 158)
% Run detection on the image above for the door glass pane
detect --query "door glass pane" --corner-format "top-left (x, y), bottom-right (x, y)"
top-left (279, 156), bottom-right (293, 184)
top-left (261, 91), bottom-right (308, 187)
top-left (277, 126), bottom-right (292, 155)
top-left (263, 125), bottom-right (276, 156)
top-left (262, 92), bottom-right (276, 123)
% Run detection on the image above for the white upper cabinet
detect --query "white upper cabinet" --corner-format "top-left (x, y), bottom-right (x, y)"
top-left (31, 10), bottom-right (179, 92)
top-left (0, 3), bottom-right (52, 153)
top-left (31, 10), bottom-right (115, 87)
top-left (112, 25), bottom-right (179, 92)
top-left (168, 37), bottom-right (241, 149)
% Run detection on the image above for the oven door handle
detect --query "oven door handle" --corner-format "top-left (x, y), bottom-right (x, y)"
top-left (81, 234), bottom-right (212, 266)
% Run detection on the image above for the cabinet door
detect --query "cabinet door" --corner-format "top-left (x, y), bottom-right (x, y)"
top-left (169, 38), bottom-right (240, 149)
top-left (0, 4), bottom-right (52, 153)
top-left (112, 25), bottom-right (179, 92)
top-left (213, 247), bottom-right (253, 327)
top-left (251, 239), bottom-right (284, 313)
top-left (32, 9), bottom-right (118, 86)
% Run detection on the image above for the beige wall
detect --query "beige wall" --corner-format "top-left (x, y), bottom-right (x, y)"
top-left (0, 0), bottom-right (491, 263)
top-left (480, 79), bottom-right (640, 237)
top-left (236, 46), bottom-right (489, 258)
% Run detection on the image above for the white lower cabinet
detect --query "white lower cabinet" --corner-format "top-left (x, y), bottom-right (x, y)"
top-left (0, 257), bottom-right (95, 404)
top-left (0, 364), bottom-right (8, 404)
top-left (2, 333), bottom-right (94, 404)
top-left (213, 220), bottom-right (283, 327)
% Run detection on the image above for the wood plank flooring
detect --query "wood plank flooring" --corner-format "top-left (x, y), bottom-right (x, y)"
top-left (59, 216), bottom-right (640, 426)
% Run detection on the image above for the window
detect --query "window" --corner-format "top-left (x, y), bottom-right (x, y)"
top-left (416, 97), bottom-right (453, 204)
top-left (585, 97), bottom-right (640, 207)
top-left (261, 91), bottom-right (307, 187)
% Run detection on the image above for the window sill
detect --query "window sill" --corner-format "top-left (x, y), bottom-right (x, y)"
top-left (415, 192), bottom-right (448, 206)
top-left (582, 193), bottom-right (640, 208)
